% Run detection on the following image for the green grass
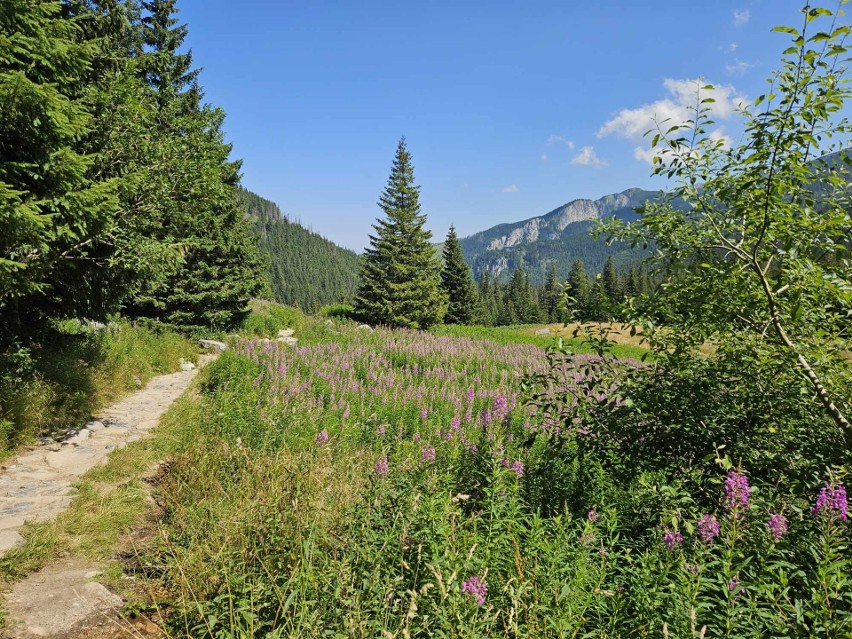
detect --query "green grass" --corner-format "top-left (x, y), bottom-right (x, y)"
top-left (0, 320), bottom-right (197, 458)
top-left (432, 323), bottom-right (649, 360)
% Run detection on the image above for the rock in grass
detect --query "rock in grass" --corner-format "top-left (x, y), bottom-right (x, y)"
top-left (198, 339), bottom-right (228, 352)
top-left (535, 328), bottom-right (552, 335)
top-left (357, 324), bottom-right (374, 331)
top-left (179, 358), bottom-right (196, 371)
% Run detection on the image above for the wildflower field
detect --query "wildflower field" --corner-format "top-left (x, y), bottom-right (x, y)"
top-left (151, 321), bottom-right (850, 638)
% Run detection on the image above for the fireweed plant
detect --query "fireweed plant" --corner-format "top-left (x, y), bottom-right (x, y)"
top-left (150, 320), bottom-right (850, 637)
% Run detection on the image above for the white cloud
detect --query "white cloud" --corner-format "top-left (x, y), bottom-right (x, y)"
top-left (540, 152), bottom-right (548, 162)
top-left (729, 42), bottom-right (738, 53)
top-left (597, 78), bottom-right (747, 164)
top-left (570, 146), bottom-right (608, 168)
top-left (546, 135), bottom-right (574, 149)
top-left (733, 9), bottom-right (750, 27)
top-left (726, 59), bottom-right (753, 75)
top-left (501, 184), bottom-right (519, 193)
top-left (709, 128), bottom-right (733, 149)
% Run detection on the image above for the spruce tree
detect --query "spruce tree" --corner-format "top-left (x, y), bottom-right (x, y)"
top-left (602, 256), bottom-right (622, 304)
top-left (566, 259), bottom-right (591, 321)
top-left (586, 275), bottom-right (609, 322)
top-left (0, 0), bottom-right (121, 337)
top-left (440, 225), bottom-right (477, 325)
top-left (127, 0), bottom-right (264, 331)
top-left (476, 270), bottom-right (498, 326)
top-left (355, 139), bottom-right (446, 329)
top-left (542, 261), bottom-right (561, 322)
top-left (140, 0), bottom-right (200, 109)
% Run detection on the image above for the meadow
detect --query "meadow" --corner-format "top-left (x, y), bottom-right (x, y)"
top-left (149, 318), bottom-right (850, 638)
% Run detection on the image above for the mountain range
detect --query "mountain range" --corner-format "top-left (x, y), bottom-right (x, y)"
top-left (457, 188), bottom-right (658, 284)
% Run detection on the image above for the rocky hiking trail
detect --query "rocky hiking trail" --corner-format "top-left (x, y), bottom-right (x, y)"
top-left (0, 341), bottom-right (236, 639)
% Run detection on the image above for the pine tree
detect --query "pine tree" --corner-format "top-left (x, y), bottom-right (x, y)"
top-left (127, 0), bottom-right (264, 331)
top-left (440, 225), bottom-right (477, 325)
top-left (565, 259), bottom-right (591, 321)
top-left (625, 264), bottom-right (641, 298)
top-left (542, 261), bottom-right (561, 323)
top-left (602, 256), bottom-right (622, 304)
top-left (355, 139), bottom-right (446, 329)
top-left (476, 270), bottom-right (498, 326)
top-left (586, 275), bottom-right (609, 322)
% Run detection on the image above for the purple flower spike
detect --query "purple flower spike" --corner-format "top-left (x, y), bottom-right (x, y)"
top-left (315, 430), bottom-right (329, 445)
top-left (813, 482), bottom-right (848, 521)
top-left (664, 528), bottom-right (683, 551)
top-left (461, 575), bottom-right (487, 606)
top-left (587, 509), bottom-right (598, 522)
top-left (724, 470), bottom-right (751, 512)
top-left (697, 514), bottom-right (720, 543)
top-left (767, 513), bottom-right (788, 540)
top-left (511, 460), bottom-right (524, 477)
top-left (373, 455), bottom-right (389, 476)
top-left (421, 446), bottom-right (436, 463)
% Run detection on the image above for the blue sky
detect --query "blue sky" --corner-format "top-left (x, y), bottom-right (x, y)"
top-left (178, 0), bottom-right (820, 251)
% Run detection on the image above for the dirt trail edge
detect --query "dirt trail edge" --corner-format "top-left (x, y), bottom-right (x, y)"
top-left (0, 353), bottom-right (217, 639)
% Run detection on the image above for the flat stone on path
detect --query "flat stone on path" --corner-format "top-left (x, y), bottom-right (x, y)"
top-left (3, 559), bottom-right (123, 638)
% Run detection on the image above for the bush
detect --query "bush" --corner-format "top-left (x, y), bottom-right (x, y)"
top-left (318, 303), bottom-right (356, 320)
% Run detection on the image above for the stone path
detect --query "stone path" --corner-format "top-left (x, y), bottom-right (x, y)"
top-left (0, 355), bottom-right (217, 638)
top-left (0, 360), bottom-right (212, 556)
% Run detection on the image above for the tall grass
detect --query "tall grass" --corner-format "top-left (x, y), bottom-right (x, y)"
top-left (0, 319), bottom-right (196, 457)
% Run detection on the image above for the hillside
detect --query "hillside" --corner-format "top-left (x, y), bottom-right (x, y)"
top-left (238, 189), bottom-right (361, 310)
top-left (459, 188), bottom-right (658, 283)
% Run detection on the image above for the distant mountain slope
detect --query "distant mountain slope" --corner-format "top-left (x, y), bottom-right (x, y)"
top-left (238, 189), bottom-right (360, 310)
top-left (459, 188), bottom-right (658, 283)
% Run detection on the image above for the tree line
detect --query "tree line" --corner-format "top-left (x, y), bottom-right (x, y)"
top-left (474, 256), bottom-right (656, 326)
top-left (1, 0), bottom-right (265, 343)
top-left (355, 139), bottom-right (657, 329)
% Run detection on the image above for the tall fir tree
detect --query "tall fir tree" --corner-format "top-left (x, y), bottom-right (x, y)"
top-left (476, 270), bottom-right (499, 326)
top-left (440, 225), bottom-right (477, 325)
top-left (602, 256), bottom-right (622, 304)
top-left (542, 261), bottom-right (561, 323)
top-left (586, 275), bottom-right (609, 322)
top-left (565, 259), bottom-right (591, 321)
top-left (355, 139), bottom-right (446, 329)
top-left (127, 0), bottom-right (264, 331)
top-left (140, 0), bottom-right (200, 109)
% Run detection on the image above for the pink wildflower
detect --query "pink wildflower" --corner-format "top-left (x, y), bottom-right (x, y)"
top-left (373, 455), bottom-right (389, 476)
top-left (461, 575), bottom-right (487, 605)
top-left (767, 513), bottom-right (788, 540)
